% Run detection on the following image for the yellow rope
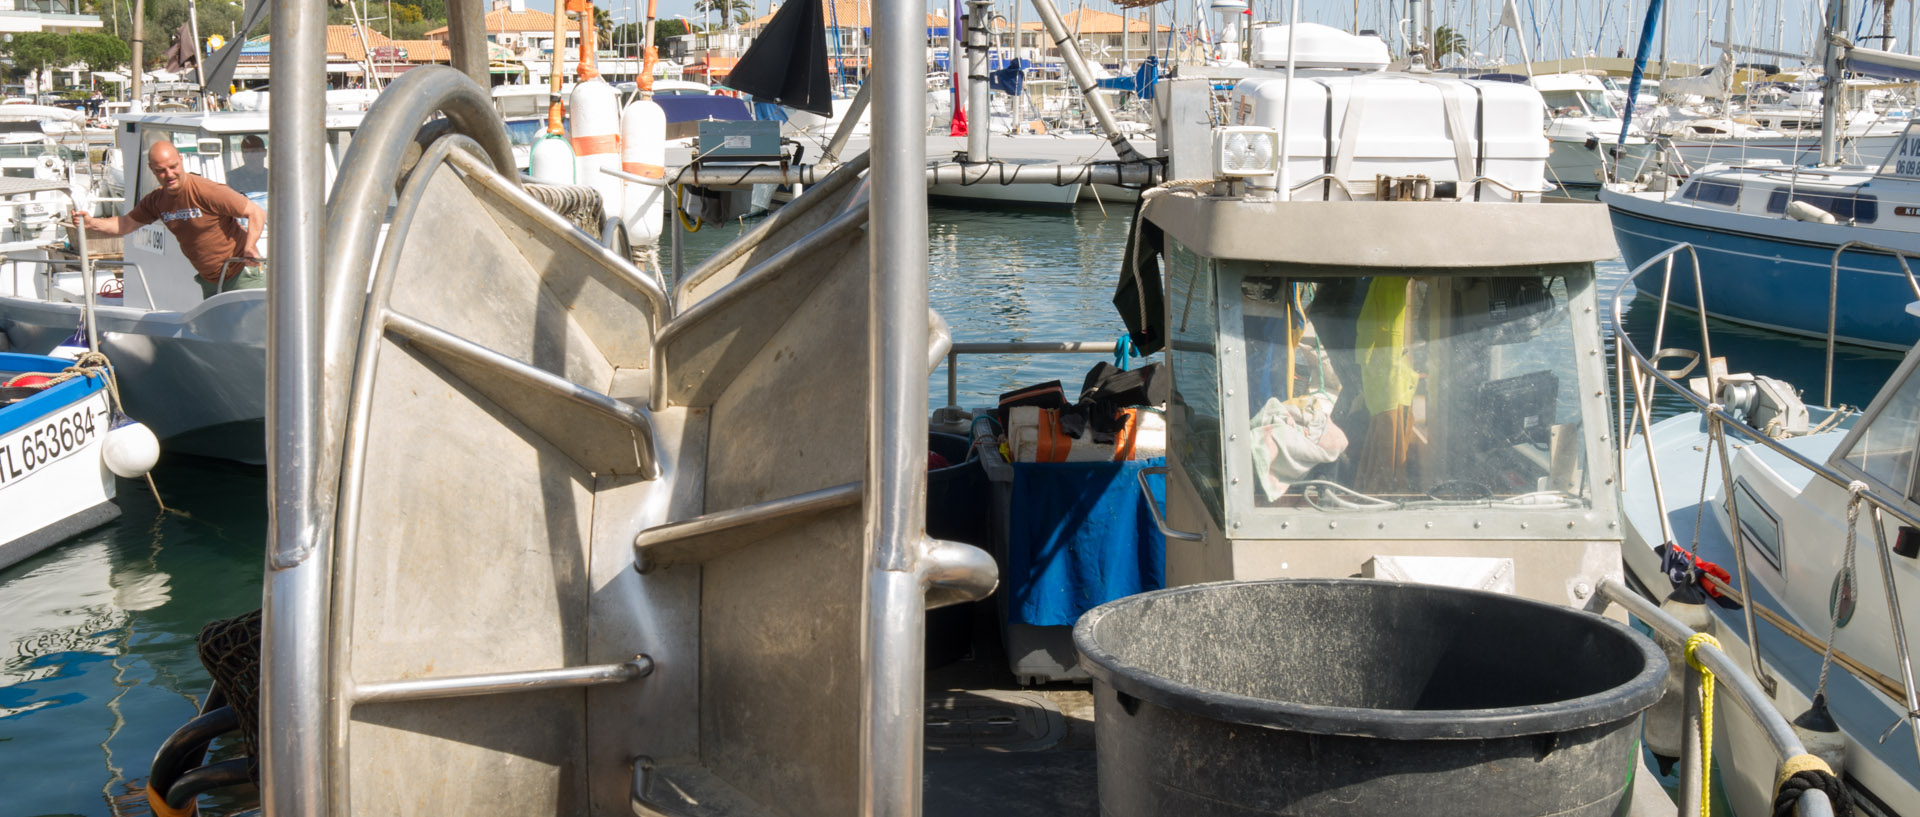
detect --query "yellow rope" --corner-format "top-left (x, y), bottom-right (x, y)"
top-left (673, 185), bottom-right (703, 232)
top-left (1686, 632), bottom-right (1721, 817)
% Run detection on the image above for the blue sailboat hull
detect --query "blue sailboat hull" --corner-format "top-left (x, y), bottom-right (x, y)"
top-left (1605, 197), bottom-right (1920, 350)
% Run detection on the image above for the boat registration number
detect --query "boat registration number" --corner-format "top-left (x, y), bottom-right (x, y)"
top-left (1898, 206), bottom-right (1920, 218)
top-left (0, 403), bottom-right (105, 485)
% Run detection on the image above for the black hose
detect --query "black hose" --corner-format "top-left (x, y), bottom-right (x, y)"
top-left (163, 758), bottom-right (254, 810)
top-left (148, 705), bottom-right (240, 800)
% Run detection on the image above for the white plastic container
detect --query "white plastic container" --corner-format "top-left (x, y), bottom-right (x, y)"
top-left (1230, 72), bottom-right (1549, 200)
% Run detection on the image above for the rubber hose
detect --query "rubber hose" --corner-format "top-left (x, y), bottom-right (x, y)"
top-left (148, 705), bottom-right (240, 798)
top-left (163, 758), bottom-right (254, 810)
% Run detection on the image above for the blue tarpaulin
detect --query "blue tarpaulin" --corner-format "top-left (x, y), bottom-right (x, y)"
top-left (990, 57), bottom-right (1026, 96)
top-left (1095, 56), bottom-right (1160, 100)
top-left (1007, 457), bottom-right (1167, 627)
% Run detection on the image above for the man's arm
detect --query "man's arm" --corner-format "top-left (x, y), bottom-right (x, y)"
top-left (74, 211), bottom-right (143, 237)
top-left (238, 198), bottom-right (265, 261)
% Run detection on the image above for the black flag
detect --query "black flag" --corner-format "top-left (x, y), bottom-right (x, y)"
top-left (725, 0), bottom-right (832, 116)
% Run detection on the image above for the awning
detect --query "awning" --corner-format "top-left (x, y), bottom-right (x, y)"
top-left (326, 61), bottom-right (365, 75)
top-left (91, 70), bottom-right (129, 84)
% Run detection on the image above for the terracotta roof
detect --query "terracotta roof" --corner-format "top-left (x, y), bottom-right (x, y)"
top-left (323, 25), bottom-right (390, 61)
top-left (1020, 8), bottom-right (1169, 33)
top-left (393, 39), bottom-right (451, 62)
top-left (744, 1), bottom-right (956, 30)
top-left (425, 8), bottom-right (581, 37)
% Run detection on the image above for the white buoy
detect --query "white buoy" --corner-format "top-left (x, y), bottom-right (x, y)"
top-left (571, 78), bottom-right (623, 215)
top-left (619, 97), bottom-right (667, 246)
top-left (530, 132), bottom-right (576, 184)
top-left (103, 420), bottom-right (159, 478)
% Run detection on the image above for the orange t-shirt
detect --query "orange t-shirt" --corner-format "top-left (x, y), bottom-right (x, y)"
top-left (126, 173), bottom-right (254, 282)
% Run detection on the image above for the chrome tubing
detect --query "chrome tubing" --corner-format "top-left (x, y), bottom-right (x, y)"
top-left (824, 80), bottom-right (873, 164)
top-left (965, 0), bottom-right (991, 164)
top-left (941, 340), bottom-right (1121, 408)
top-left (262, 0), bottom-right (330, 815)
top-left (1027, 0), bottom-right (1147, 163)
top-left (1823, 240), bottom-right (1920, 406)
top-left (863, 0), bottom-right (933, 808)
top-left (353, 658), bottom-right (653, 704)
top-left (1596, 580), bottom-right (1837, 817)
top-left (927, 162), bottom-right (1159, 186)
top-left (672, 151), bottom-right (871, 306)
top-left (1137, 466), bottom-right (1201, 542)
top-left (1610, 247), bottom-right (1920, 534)
top-left (1867, 509), bottom-right (1920, 768)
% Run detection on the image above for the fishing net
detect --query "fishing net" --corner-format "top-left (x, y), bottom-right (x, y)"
top-left (197, 608), bottom-right (263, 782)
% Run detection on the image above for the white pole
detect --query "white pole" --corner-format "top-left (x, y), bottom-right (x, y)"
top-left (1275, 0), bottom-right (1298, 199)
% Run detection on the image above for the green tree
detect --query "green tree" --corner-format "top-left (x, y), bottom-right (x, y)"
top-left (692, 0), bottom-right (751, 26)
top-left (1431, 25), bottom-right (1468, 65)
top-left (6, 32), bottom-right (71, 80)
top-left (68, 32), bottom-right (131, 71)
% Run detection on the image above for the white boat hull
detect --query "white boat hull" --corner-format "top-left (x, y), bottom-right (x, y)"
top-left (0, 385), bottom-right (117, 572)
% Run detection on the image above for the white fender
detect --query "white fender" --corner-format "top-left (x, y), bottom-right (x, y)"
top-left (530, 133), bottom-right (576, 184)
top-left (571, 78), bottom-right (623, 214)
top-left (103, 420), bottom-right (159, 478)
top-left (619, 98), bottom-right (667, 246)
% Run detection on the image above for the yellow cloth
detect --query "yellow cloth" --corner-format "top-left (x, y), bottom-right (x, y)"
top-left (1356, 277), bottom-right (1417, 416)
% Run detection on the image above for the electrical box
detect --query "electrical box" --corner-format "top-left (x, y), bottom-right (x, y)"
top-left (696, 120), bottom-right (783, 162)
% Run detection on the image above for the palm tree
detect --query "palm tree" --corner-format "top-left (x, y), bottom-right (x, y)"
top-left (1431, 25), bottom-right (1469, 66)
top-left (693, 0), bottom-right (754, 24)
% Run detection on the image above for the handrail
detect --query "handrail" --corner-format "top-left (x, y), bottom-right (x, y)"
top-left (4, 256), bottom-right (155, 310)
top-left (939, 340), bottom-right (1121, 410)
top-left (1137, 466), bottom-right (1201, 542)
top-left (1612, 240), bottom-right (1920, 800)
top-left (1596, 579), bottom-right (1837, 817)
top-left (1823, 240), bottom-right (1920, 406)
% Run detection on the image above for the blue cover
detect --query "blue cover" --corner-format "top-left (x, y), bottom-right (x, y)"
top-left (1007, 457), bottom-right (1167, 627)
top-left (1095, 56), bottom-right (1160, 100)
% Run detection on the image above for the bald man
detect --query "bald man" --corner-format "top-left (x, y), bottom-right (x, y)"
top-left (77, 141), bottom-right (268, 299)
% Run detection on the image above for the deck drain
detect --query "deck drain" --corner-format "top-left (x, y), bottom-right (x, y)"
top-left (924, 689), bottom-right (1066, 751)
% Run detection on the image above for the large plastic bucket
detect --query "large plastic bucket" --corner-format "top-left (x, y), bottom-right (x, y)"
top-left (1073, 578), bottom-right (1665, 816)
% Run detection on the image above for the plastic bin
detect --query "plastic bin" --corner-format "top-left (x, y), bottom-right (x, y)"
top-left (1074, 578), bottom-right (1666, 816)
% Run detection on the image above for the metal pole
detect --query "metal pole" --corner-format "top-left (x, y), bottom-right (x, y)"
top-left (448, 0), bottom-right (490, 87)
top-left (188, 0), bottom-right (207, 98)
top-left (1867, 508), bottom-right (1920, 765)
top-left (967, 0), bottom-right (991, 162)
top-left (130, 0), bottom-right (145, 108)
top-left (1028, 0), bottom-right (1146, 162)
top-left (1677, 659), bottom-right (1704, 817)
top-left (860, 0), bottom-right (929, 808)
top-left (1820, 0), bottom-right (1846, 166)
top-left (260, 0), bottom-right (329, 807)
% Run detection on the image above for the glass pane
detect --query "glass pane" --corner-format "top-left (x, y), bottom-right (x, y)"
top-left (1167, 242), bottom-right (1223, 524)
top-left (1731, 481), bottom-right (1781, 566)
top-left (1843, 366), bottom-right (1920, 496)
top-left (223, 133), bottom-right (268, 195)
top-left (1241, 272), bottom-right (1589, 511)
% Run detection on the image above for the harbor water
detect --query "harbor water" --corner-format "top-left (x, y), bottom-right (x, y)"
top-left (0, 201), bottom-right (1909, 815)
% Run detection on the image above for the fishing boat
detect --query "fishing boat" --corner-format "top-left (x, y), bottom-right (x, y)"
top-left (0, 352), bottom-right (119, 572)
top-left (1612, 244), bottom-right (1920, 816)
top-left (0, 110), bottom-right (364, 464)
top-left (1476, 72), bottom-right (1659, 189)
top-left (134, 6), bottom-right (1848, 816)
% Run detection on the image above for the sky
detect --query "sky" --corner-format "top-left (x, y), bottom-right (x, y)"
top-left (529, 0), bottom-right (1907, 69)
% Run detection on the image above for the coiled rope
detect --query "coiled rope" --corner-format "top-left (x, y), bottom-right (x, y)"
top-left (1774, 753), bottom-right (1854, 817)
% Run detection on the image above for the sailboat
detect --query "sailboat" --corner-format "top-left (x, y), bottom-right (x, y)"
top-left (1600, 1), bottom-right (1920, 350)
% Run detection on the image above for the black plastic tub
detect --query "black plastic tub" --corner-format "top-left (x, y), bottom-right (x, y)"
top-left (1073, 578), bottom-right (1666, 817)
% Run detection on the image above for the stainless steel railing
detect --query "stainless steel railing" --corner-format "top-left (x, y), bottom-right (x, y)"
top-left (1611, 241), bottom-right (1920, 797)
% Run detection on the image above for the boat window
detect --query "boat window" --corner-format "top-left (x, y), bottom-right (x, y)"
top-left (1729, 479), bottom-right (1782, 568)
top-left (1239, 273), bottom-right (1588, 511)
top-left (220, 133), bottom-right (269, 195)
top-left (1168, 242), bottom-right (1225, 525)
top-left (1539, 90), bottom-right (1614, 118)
top-left (1764, 188), bottom-right (1877, 222)
top-left (1681, 179), bottom-right (1741, 206)
top-left (1840, 364), bottom-right (1920, 497)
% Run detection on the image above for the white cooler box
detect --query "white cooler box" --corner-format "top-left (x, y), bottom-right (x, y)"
top-left (1230, 72), bottom-right (1550, 200)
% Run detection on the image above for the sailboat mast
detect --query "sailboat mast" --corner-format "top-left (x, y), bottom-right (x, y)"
top-left (1821, 0), bottom-right (1847, 165)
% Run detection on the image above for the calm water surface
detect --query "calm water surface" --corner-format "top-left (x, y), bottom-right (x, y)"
top-left (2, 201), bottom-right (1908, 815)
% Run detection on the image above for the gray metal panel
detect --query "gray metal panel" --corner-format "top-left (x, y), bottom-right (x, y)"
top-left (657, 209), bottom-right (869, 408)
top-left (386, 167), bottom-right (618, 392)
top-left (1147, 198), bottom-right (1622, 267)
top-left (1156, 77), bottom-right (1217, 182)
top-left (687, 221), bottom-right (873, 815)
top-left (344, 340), bottom-right (595, 815)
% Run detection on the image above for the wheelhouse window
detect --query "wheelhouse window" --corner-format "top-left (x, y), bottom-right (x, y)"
top-left (1167, 242), bottom-right (1225, 524)
top-left (1237, 272), bottom-right (1589, 511)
